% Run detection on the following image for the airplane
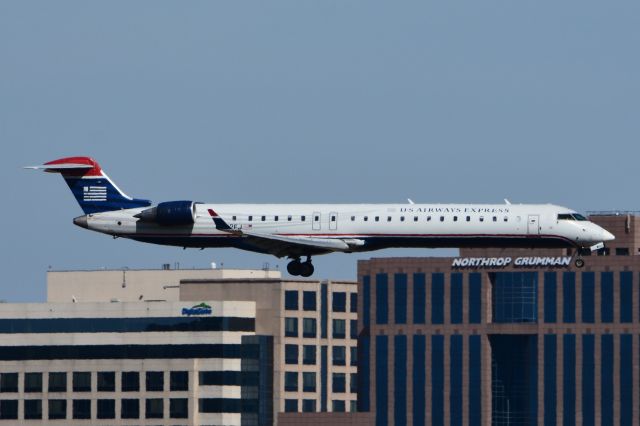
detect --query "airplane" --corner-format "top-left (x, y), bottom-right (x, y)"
top-left (28, 156), bottom-right (615, 277)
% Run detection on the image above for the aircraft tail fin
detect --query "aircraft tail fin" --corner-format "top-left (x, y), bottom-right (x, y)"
top-left (26, 156), bottom-right (151, 214)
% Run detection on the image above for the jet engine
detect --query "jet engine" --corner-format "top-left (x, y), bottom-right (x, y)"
top-left (135, 201), bottom-right (199, 226)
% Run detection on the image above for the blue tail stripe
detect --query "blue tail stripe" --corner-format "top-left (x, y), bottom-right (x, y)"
top-left (64, 177), bottom-right (151, 214)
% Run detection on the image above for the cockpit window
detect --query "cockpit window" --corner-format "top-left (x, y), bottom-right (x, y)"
top-left (557, 214), bottom-right (574, 220)
top-left (572, 213), bottom-right (587, 221)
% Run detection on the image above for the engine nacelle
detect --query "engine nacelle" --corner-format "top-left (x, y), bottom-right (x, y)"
top-left (135, 201), bottom-right (198, 226)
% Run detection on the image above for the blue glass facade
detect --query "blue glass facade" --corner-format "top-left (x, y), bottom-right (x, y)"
top-left (375, 274), bottom-right (388, 325)
top-left (620, 334), bottom-right (632, 426)
top-left (413, 273), bottom-right (426, 324)
top-left (581, 272), bottom-right (595, 323)
top-left (469, 273), bottom-right (482, 324)
top-left (468, 335), bottom-right (481, 425)
top-left (358, 336), bottom-right (370, 412)
top-left (620, 272), bottom-right (633, 323)
top-left (491, 272), bottom-right (537, 323)
top-left (394, 274), bottom-right (407, 325)
top-left (393, 335), bottom-right (407, 426)
top-left (375, 335), bottom-right (388, 426)
top-left (562, 334), bottom-right (575, 426)
top-left (601, 334), bottom-right (613, 426)
top-left (600, 272), bottom-right (613, 323)
top-left (450, 335), bottom-right (462, 426)
top-left (543, 334), bottom-right (556, 426)
top-left (543, 272), bottom-right (557, 323)
top-left (562, 272), bottom-right (575, 323)
top-left (413, 335), bottom-right (426, 426)
top-left (582, 334), bottom-right (595, 426)
top-left (450, 273), bottom-right (463, 324)
top-left (431, 335), bottom-right (444, 426)
top-left (431, 273), bottom-right (444, 324)
top-left (362, 275), bottom-right (370, 328)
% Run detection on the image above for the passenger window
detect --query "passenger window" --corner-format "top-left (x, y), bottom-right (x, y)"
top-left (400, 216), bottom-right (405, 222)
top-left (364, 216), bottom-right (368, 222)
top-left (453, 216), bottom-right (458, 222)
top-left (503, 216), bottom-right (508, 222)
top-left (331, 216), bottom-right (336, 222)
top-left (314, 216), bottom-right (319, 221)
top-left (301, 216), bottom-right (306, 222)
top-left (440, 216), bottom-right (444, 222)
top-left (351, 216), bottom-right (355, 221)
top-left (414, 216), bottom-right (418, 222)
top-left (466, 216), bottom-right (470, 222)
top-left (261, 216), bottom-right (266, 221)
top-left (387, 216), bottom-right (392, 222)
top-left (248, 215), bottom-right (253, 221)
top-left (232, 215), bottom-right (236, 221)
top-left (493, 216), bottom-right (497, 222)
top-left (375, 216), bottom-right (379, 222)
top-left (275, 216), bottom-right (279, 221)
top-left (427, 216), bottom-right (431, 221)
top-left (479, 216), bottom-right (484, 222)
top-left (288, 215), bottom-right (292, 221)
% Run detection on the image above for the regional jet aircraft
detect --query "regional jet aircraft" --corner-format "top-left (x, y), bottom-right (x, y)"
top-left (28, 157), bottom-right (614, 277)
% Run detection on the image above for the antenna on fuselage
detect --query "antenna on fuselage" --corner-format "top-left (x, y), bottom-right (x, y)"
top-left (407, 198), bottom-right (415, 205)
top-left (504, 199), bottom-right (511, 205)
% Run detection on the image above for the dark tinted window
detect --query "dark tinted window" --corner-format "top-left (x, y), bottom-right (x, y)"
top-left (97, 372), bottom-right (115, 392)
top-left (0, 373), bottom-right (18, 392)
top-left (24, 400), bottom-right (42, 419)
top-left (284, 318), bottom-right (298, 337)
top-left (351, 346), bottom-right (357, 366)
top-left (285, 344), bottom-right (298, 364)
top-left (73, 372), bottom-right (91, 392)
top-left (48, 399), bottom-right (66, 420)
top-left (24, 372), bottom-right (42, 393)
top-left (121, 398), bottom-right (139, 419)
top-left (72, 399), bottom-right (91, 419)
top-left (285, 290), bottom-right (298, 310)
top-left (303, 345), bottom-right (316, 365)
top-left (303, 318), bottom-right (316, 338)
top-left (303, 291), bottom-right (316, 310)
top-left (97, 399), bottom-right (115, 419)
top-left (332, 292), bottom-right (346, 312)
top-left (146, 398), bottom-right (163, 419)
top-left (303, 372), bottom-right (316, 392)
top-left (334, 400), bottom-right (346, 412)
top-left (0, 400), bottom-right (17, 419)
top-left (284, 399), bottom-right (298, 412)
top-left (350, 319), bottom-right (358, 339)
top-left (557, 213), bottom-right (574, 220)
top-left (170, 371), bottom-right (189, 391)
top-left (48, 372), bottom-right (67, 392)
top-left (146, 371), bottom-right (164, 391)
top-left (350, 293), bottom-right (357, 313)
top-left (332, 373), bottom-right (346, 392)
top-left (121, 371), bottom-right (139, 392)
top-left (332, 319), bottom-right (345, 339)
top-left (333, 346), bottom-right (346, 365)
top-left (303, 399), bottom-right (316, 412)
top-left (284, 371), bottom-right (298, 391)
top-left (170, 398), bottom-right (188, 418)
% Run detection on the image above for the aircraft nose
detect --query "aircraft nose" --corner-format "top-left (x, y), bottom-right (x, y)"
top-left (602, 229), bottom-right (615, 242)
top-left (73, 215), bottom-right (88, 229)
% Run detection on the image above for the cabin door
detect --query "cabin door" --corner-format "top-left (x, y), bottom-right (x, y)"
top-left (329, 212), bottom-right (338, 230)
top-left (527, 215), bottom-right (540, 235)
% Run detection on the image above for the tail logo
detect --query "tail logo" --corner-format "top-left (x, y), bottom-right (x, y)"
top-left (83, 186), bottom-right (107, 202)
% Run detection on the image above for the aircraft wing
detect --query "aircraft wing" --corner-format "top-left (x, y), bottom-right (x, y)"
top-left (207, 209), bottom-right (359, 258)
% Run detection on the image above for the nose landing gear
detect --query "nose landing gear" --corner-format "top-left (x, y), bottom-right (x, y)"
top-left (575, 257), bottom-right (585, 268)
top-left (287, 257), bottom-right (315, 277)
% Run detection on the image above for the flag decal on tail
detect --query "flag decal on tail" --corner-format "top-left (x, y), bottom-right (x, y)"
top-left (83, 186), bottom-right (107, 201)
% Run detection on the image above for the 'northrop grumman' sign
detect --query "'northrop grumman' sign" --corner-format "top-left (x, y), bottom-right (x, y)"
top-left (452, 256), bottom-right (572, 268)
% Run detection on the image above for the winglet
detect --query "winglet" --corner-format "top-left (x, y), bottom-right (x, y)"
top-left (208, 209), bottom-right (233, 231)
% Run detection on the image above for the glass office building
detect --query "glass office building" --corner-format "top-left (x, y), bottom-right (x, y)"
top-left (357, 213), bottom-right (640, 426)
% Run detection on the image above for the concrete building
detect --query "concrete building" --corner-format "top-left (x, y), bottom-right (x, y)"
top-left (0, 300), bottom-right (267, 425)
top-left (358, 213), bottom-right (640, 425)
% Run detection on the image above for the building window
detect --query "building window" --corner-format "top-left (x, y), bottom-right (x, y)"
top-left (582, 272), bottom-right (595, 323)
top-left (544, 272), bottom-right (557, 323)
top-left (284, 371), bottom-right (298, 392)
top-left (71, 372), bottom-right (90, 392)
top-left (0, 373), bottom-right (17, 393)
top-left (170, 371), bottom-right (189, 391)
top-left (350, 319), bottom-right (358, 339)
top-left (146, 398), bottom-right (163, 419)
top-left (350, 372), bottom-right (357, 393)
top-left (350, 293), bottom-right (357, 313)
top-left (48, 399), bottom-right (67, 420)
top-left (285, 290), bottom-right (299, 310)
top-left (0, 400), bottom-right (17, 419)
top-left (620, 271), bottom-right (633, 323)
top-left (332, 292), bottom-right (347, 312)
top-left (24, 372), bottom-right (42, 393)
top-left (48, 372), bottom-right (67, 392)
top-left (332, 373), bottom-right (346, 393)
top-left (450, 273), bottom-right (463, 324)
top-left (284, 317), bottom-right (298, 337)
top-left (332, 319), bottom-right (346, 339)
top-left (376, 273), bottom-right (389, 325)
top-left (97, 399), bottom-right (115, 419)
top-left (333, 400), bottom-right (346, 412)
top-left (394, 273), bottom-right (408, 324)
top-left (285, 344), bottom-right (298, 364)
top-left (24, 400), bottom-right (41, 419)
top-left (121, 371), bottom-right (139, 392)
top-left (350, 400), bottom-right (357, 412)
top-left (469, 272), bottom-right (482, 324)
top-left (563, 272), bottom-right (576, 323)
top-left (285, 399), bottom-right (298, 412)
top-left (413, 273), bottom-right (426, 324)
top-left (303, 291), bottom-right (317, 310)
top-left (431, 273), bottom-right (444, 324)
top-left (302, 318), bottom-right (317, 338)
top-left (146, 371), bottom-right (164, 392)
top-left (491, 272), bottom-right (538, 323)
top-left (601, 271), bottom-right (614, 323)
top-left (303, 372), bottom-right (316, 392)
top-left (72, 399), bottom-right (91, 419)
top-left (333, 346), bottom-right (346, 365)
top-left (97, 371), bottom-right (115, 392)
top-left (121, 398), bottom-right (139, 419)
top-left (170, 398), bottom-right (188, 418)
top-left (351, 346), bottom-right (358, 366)
top-left (303, 345), bottom-right (316, 365)
top-left (303, 399), bottom-right (316, 412)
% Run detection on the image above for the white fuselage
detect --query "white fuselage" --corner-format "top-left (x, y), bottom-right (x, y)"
top-left (78, 203), bottom-right (614, 257)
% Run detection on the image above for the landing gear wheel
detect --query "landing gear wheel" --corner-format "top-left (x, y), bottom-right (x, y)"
top-left (287, 260), bottom-right (302, 276)
top-left (575, 258), bottom-right (585, 268)
top-left (300, 262), bottom-right (314, 277)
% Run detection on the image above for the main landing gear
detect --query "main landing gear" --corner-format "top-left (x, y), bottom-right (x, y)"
top-left (287, 257), bottom-right (314, 277)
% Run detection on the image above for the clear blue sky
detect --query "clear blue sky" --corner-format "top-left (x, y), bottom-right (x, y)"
top-left (1, 1), bottom-right (638, 301)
